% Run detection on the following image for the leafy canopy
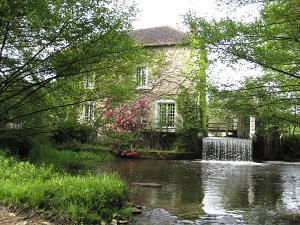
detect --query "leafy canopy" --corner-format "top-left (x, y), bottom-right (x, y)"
top-left (0, 0), bottom-right (139, 128)
top-left (185, 0), bottom-right (300, 133)
top-left (185, 0), bottom-right (300, 79)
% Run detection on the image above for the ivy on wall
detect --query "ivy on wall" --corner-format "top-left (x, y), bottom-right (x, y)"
top-left (174, 88), bottom-right (201, 152)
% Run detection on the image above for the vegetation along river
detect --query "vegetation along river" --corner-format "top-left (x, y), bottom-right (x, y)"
top-left (90, 159), bottom-right (300, 224)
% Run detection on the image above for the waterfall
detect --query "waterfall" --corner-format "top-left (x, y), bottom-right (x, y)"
top-left (202, 137), bottom-right (253, 161)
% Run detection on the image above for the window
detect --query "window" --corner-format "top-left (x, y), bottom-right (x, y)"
top-left (83, 72), bottom-right (95, 89)
top-left (136, 67), bottom-right (148, 89)
top-left (156, 100), bottom-right (176, 130)
top-left (83, 101), bottom-right (94, 122)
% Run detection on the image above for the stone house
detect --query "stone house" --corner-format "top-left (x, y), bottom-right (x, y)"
top-left (80, 26), bottom-right (201, 149)
top-left (129, 26), bottom-right (199, 148)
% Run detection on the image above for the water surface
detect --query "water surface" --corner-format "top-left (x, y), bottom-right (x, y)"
top-left (92, 159), bottom-right (300, 224)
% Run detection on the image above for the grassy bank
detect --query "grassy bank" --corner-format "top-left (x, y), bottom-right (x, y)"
top-left (29, 144), bottom-right (113, 172)
top-left (0, 150), bottom-right (130, 224)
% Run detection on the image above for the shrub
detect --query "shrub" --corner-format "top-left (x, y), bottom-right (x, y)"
top-left (0, 130), bottom-right (45, 158)
top-left (284, 135), bottom-right (300, 160)
top-left (104, 98), bottom-right (150, 155)
top-left (52, 121), bottom-right (94, 144)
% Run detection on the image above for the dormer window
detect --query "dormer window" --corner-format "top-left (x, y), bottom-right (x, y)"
top-left (83, 72), bottom-right (95, 89)
top-left (136, 67), bottom-right (148, 89)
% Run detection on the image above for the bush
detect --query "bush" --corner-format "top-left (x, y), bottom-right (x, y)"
top-left (284, 135), bottom-right (300, 160)
top-left (0, 130), bottom-right (37, 158)
top-left (52, 121), bottom-right (94, 144)
top-left (104, 98), bottom-right (150, 155)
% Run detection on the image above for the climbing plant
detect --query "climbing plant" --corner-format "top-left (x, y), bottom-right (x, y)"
top-left (174, 88), bottom-right (201, 152)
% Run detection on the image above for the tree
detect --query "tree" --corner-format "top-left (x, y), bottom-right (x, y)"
top-left (0, 0), bottom-right (140, 131)
top-left (184, 0), bottom-right (300, 130)
top-left (185, 0), bottom-right (300, 77)
top-left (208, 72), bottom-right (299, 132)
top-left (185, 0), bottom-right (300, 160)
top-left (189, 23), bottom-right (208, 135)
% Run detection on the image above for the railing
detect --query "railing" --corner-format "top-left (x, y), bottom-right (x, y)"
top-left (207, 122), bottom-right (236, 132)
top-left (207, 122), bottom-right (249, 137)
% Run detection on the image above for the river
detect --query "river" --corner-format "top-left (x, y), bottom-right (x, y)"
top-left (91, 159), bottom-right (300, 224)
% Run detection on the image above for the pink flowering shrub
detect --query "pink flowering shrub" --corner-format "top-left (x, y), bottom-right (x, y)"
top-left (104, 98), bottom-right (150, 158)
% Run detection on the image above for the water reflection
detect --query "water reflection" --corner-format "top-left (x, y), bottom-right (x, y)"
top-left (92, 159), bottom-right (300, 224)
top-left (278, 162), bottom-right (300, 212)
top-left (201, 162), bottom-right (261, 214)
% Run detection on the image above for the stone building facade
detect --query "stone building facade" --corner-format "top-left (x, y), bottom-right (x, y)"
top-left (130, 26), bottom-right (196, 134)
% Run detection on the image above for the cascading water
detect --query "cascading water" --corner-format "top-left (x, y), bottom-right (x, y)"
top-left (202, 137), bottom-right (253, 161)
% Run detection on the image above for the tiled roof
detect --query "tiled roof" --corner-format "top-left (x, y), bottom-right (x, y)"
top-left (130, 26), bottom-right (188, 46)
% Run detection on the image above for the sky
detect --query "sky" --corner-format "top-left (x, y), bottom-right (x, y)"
top-left (132, 0), bottom-right (261, 30)
top-left (133, 0), bottom-right (217, 30)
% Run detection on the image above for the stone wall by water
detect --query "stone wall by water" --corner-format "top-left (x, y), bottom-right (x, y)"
top-left (202, 137), bottom-right (253, 161)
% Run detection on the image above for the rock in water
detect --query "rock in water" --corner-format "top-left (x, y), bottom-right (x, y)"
top-left (132, 182), bottom-right (162, 188)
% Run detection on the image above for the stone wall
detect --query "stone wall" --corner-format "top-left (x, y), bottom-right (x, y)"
top-left (137, 45), bottom-right (196, 132)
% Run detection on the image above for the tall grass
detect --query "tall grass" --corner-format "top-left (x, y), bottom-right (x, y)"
top-left (0, 150), bottom-right (130, 224)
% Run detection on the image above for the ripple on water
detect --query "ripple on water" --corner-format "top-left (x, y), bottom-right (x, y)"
top-left (132, 208), bottom-right (246, 225)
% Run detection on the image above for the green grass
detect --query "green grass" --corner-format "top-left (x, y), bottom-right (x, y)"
top-left (29, 143), bottom-right (113, 172)
top-left (0, 150), bottom-right (130, 224)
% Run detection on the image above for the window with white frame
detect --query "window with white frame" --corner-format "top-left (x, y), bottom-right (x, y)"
top-left (136, 67), bottom-right (148, 89)
top-left (83, 101), bottom-right (94, 122)
top-left (156, 100), bottom-right (176, 129)
top-left (83, 72), bottom-right (95, 89)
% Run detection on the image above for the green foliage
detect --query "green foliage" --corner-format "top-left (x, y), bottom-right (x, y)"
top-left (0, 131), bottom-right (33, 158)
top-left (104, 98), bottom-right (150, 157)
top-left (44, 173), bottom-right (129, 223)
top-left (29, 144), bottom-right (112, 172)
top-left (174, 88), bottom-right (201, 152)
top-left (186, 0), bottom-right (300, 79)
top-left (189, 25), bottom-right (208, 134)
top-left (0, 150), bottom-right (130, 223)
top-left (284, 135), bottom-right (300, 160)
top-left (0, 131), bottom-right (53, 158)
top-left (52, 121), bottom-right (95, 145)
top-left (186, 0), bottom-right (300, 139)
top-left (208, 72), bottom-right (300, 137)
top-left (106, 131), bottom-right (139, 157)
top-left (0, 0), bottom-right (140, 132)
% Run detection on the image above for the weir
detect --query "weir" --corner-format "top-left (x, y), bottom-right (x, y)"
top-left (202, 137), bottom-right (253, 161)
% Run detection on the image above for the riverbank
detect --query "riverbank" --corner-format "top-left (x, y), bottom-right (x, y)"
top-left (132, 150), bottom-right (197, 160)
top-left (79, 145), bottom-right (198, 160)
top-left (2, 155), bottom-right (300, 225)
top-left (0, 205), bottom-right (53, 225)
top-left (0, 150), bottom-right (131, 224)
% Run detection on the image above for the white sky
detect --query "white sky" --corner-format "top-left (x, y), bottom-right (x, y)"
top-left (133, 0), bottom-right (217, 30)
